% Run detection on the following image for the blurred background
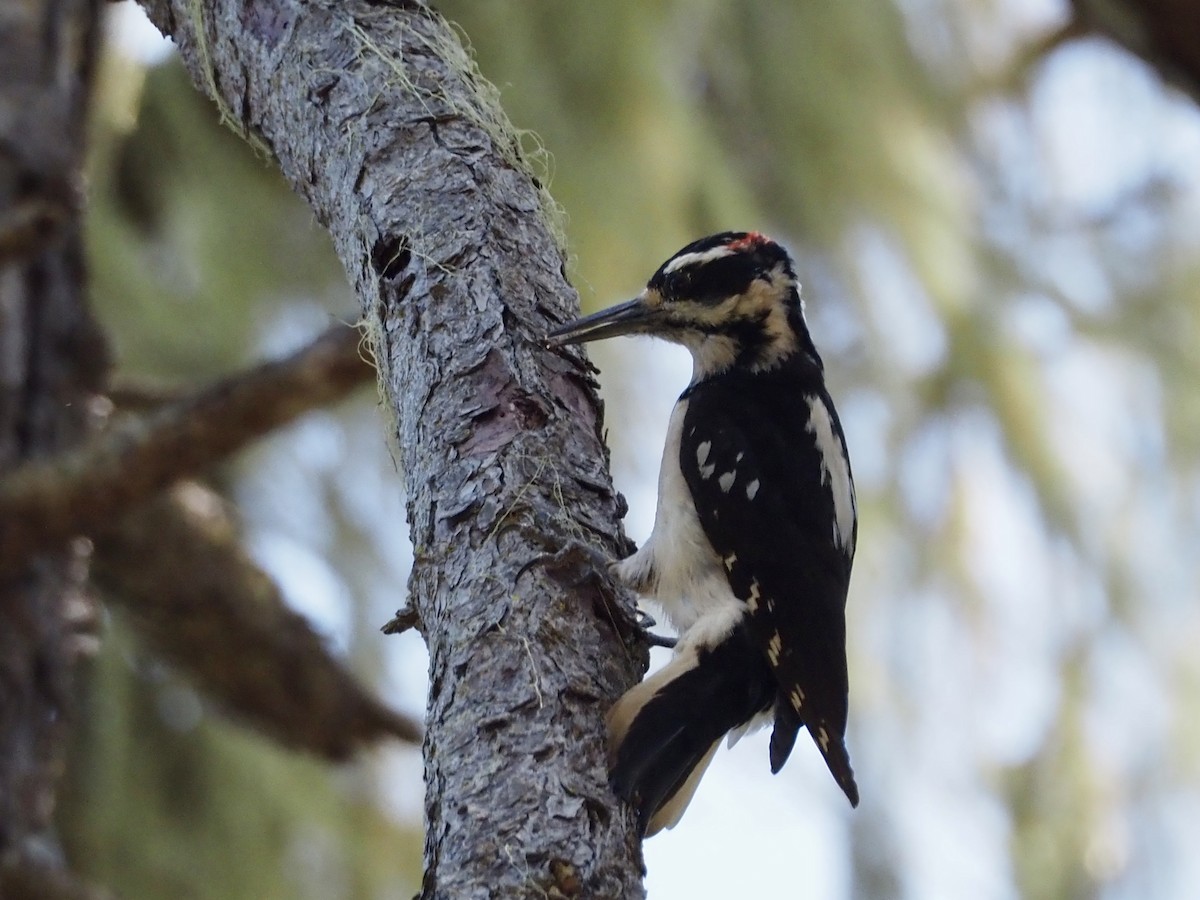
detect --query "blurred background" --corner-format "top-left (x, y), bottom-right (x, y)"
top-left (72, 1), bottom-right (1200, 897)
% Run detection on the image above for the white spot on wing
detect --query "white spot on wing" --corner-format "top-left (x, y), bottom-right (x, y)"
top-left (718, 470), bottom-right (736, 492)
top-left (722, 552), bottom-right (738, 571)
top-left (806, 396), bottom-right (856, 554)
top-left (696, 440), bottom-right (716, 479)
top-left (767, 631), bottom-right (783, 666)
top-left (745, 478), bottom-right (760, 500)
top-left (746, 579), bottom-right (761, 611)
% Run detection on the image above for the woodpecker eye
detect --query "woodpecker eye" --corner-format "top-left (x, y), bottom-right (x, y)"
top-left (694, 257), bottom-right (759, 305)
top-left (662, 269), bottom-right (694, 300)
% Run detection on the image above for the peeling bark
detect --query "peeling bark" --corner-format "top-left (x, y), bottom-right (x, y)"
top-left (132, 1), bottom-right (647, 895)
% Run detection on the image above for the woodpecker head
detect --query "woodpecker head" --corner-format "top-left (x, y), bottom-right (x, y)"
top-left (545, 232), bottom-right (819, 378)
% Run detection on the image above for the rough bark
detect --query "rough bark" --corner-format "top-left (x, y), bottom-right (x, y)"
top-left (0, 321), bottom-right (372, 570)
top-left (132, 1), bottom-right (647, 896)
top-left (0, 0), bottom-right (105, 879)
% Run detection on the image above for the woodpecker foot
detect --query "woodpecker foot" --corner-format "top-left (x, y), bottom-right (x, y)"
top-left (634, 609), bottom-right (677, 649)
top-left (641, 629), bottom-right (678, 650)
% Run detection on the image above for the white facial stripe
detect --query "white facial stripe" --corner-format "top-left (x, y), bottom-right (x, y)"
top-left (805, 396), bottom-right (856, 554)
top-left (663, 245), bottom-right (735, 275)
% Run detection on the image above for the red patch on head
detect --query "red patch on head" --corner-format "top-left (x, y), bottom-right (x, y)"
top-left (728, 232), bottom-right (772, 252)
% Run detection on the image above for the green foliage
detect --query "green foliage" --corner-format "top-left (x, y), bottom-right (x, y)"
top-left (59, 618), bottom-right (421, 900)
top-left (86, 59), bottom-right (349, 381)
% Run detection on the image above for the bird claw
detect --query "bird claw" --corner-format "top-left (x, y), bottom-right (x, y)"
top-left (634, 608), bottom-right (657, 630)
top-left (640, 628), bottom-right (678, 650)
top-left (632, 608), bottom-right (677, 649)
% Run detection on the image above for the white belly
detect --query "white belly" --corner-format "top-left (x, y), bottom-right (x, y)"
top-left (614, 399), bottom-right (741, 634)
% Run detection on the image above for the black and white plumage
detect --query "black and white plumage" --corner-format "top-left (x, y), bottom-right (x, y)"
top-left (545, 232), bottom-right (858, 836)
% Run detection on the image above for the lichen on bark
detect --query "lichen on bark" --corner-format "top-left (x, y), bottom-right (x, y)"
top-left (133, 0), bottom-right (649, 895)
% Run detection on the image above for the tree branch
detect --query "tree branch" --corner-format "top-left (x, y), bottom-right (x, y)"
top-left (0, 322), bottom-right (372, 571)
top-left (0, 197), bottom-right (72, 264)
top-left (0, 859), bottom-right (115, 900)
top-left (132, 0), bottom-right (646, 894)
top-left (90, 481), bottom-right (421, 757)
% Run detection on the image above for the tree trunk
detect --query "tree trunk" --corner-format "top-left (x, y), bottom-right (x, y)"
top-left (0, 0), bottom-right (106, 887)
top-left (132, 1), bottom-right (647, 896)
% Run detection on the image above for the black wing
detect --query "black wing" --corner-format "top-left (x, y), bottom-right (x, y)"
top-left (680, 370), bottom-right (858, 804)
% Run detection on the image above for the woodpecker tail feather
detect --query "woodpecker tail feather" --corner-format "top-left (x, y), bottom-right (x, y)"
top-left (813, 727), bottom-right (860, 807)
top-left (768, 701), bottom-right (802, 773)
top-left (766, 693), bottom-right (859, 806)
top-left (607, 622), bottom-right (775, 836)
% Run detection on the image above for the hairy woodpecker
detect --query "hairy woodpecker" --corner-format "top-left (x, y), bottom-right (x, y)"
top-left (545, 232), bottom-right (858, 835)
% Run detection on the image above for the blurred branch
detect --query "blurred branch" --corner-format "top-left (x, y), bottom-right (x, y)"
top-left (0, 859), bottom-right (116, 900)
top-left (0, 322), bottom-right (373, 572)
top-left (0, 198), bottom-right (71, 263)
top-left (90, 481), bottom-right (421, 756)
top-left (102, 379), bottom-right (190, 411)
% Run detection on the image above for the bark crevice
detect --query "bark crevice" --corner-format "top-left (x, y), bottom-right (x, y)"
top-left (132, 0), bottom-right (648, 894)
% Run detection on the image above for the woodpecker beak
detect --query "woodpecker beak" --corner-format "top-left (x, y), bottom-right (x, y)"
top-left (544, 296), bottom-right (660, 347)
